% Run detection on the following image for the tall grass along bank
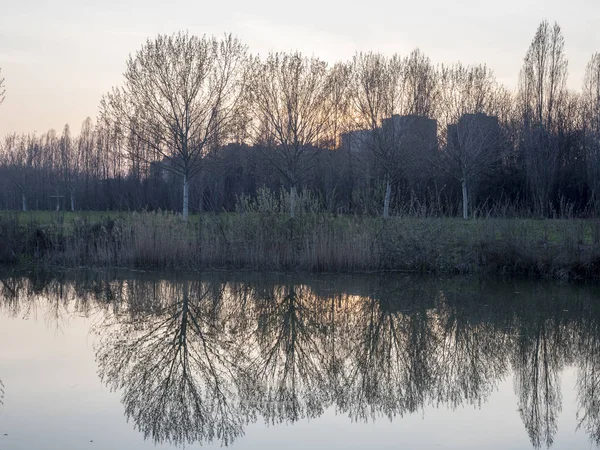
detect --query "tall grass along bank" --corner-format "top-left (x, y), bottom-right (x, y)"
top-left (1, 211), bottom-right (600, 280)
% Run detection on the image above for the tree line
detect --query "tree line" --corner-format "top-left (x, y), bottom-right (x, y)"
top-left (1, 20), bottom-right (600, 219)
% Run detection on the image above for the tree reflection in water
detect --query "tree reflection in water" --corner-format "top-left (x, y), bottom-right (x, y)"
top-left (338, 285), bottom-right (438, 420)
top-left (576, 297), bottom-right (600, 444)
top-left (94, 279), bottom-right (251, 446)
top-left (245, 284), bottom-right (332, 423)
top-left (512, 318), bottom-right (563, 447)
top-left (3, 271), bottom-right (600, 449)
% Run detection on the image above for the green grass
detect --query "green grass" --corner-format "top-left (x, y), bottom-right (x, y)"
top-left (0, 210), bottom-right (126, 226)
top-left (1, 210), bottom-right (599, 279)
top-left (1, 210), bottom-right (596, 244)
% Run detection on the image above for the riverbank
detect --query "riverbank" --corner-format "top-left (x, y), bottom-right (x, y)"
top-left (1, 211), bottom-right (599, 280)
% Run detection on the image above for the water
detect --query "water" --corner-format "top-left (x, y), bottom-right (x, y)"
top-left (0, 270), bottom-right (600, 450)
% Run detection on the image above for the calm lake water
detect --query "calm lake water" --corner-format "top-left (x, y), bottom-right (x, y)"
top-left (1, 270), bottom-right (600, 450)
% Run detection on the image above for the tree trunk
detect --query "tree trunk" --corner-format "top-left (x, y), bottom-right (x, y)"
top-left (383, 179), bottom-right (391, 219)
top-left (70, 192), bottom-right (75, 212)
top-left (462, 179), bottom-right (468, 220)
top-left (183, 175), bottom-right (189, 221)
top-left (290, 185), bottom-right (296, 219)
top-left (181, 280), bottom-right (189, 343)
top-left (22, 193), bottom-right (27, 212)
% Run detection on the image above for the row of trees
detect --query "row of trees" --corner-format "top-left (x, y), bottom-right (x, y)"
top-left (1, 21), bottom-right (600, 218)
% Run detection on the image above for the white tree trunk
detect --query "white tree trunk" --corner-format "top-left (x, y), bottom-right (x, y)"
top-left (290, 185), bottom-right (296, 219)
top-left (462, 179), bottom-right (468, 220)
top-left (183, 175), bottom-right (189, 221)
top-left (70, 192), bottom-right (75, 212)
top-left (22, 193), bottom-right (27, 212)
top-left (383, 179), bottom-right (391, 219)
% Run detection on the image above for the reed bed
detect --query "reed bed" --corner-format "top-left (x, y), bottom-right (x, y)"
top-left (1, 211), bottom-right (599, 280)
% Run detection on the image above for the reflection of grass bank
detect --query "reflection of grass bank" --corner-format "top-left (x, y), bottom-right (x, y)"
top-left (1, 211), bottom-right (600, 279)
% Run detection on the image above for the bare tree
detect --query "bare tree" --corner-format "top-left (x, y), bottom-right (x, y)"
top-left (101, 32), bottom-right (250, 220)
top-left (319, 62), bottom-right (352, 212)
top-left (519, 21), bottom-right (568, 217)
top-left (583, 53), bottom-right (600, 209)
top-left (402, 50), bottom-right (441, 199)
top-left (439, 64), bottom-right (502, 219)
top-left (250, 52), bottom-right (335, 218)
top-left (95, 114), bottom-right (126, 208)
top-left (40, 130), bottom-right (61, 210)
top-left (404, 49), bottom-right (439, 118)
top-left (350, 51), bottom-right (439, 218)
top-left (59, 124), bottom-right (78, 211)
top-left (77, 117), bottom-right (96, 206)
top-left (1, 133), bottom-right (29, 211)
top-left (350, 52), bottom-right (404, 218)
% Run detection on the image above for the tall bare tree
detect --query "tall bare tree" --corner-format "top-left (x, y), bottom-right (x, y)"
top-left (77, 117), bottom-right (96, 207)
top-left (519, 21), bottom-right (568, 216)
top-left (404, 49), bottom-right (439, 118)
top-left (1, 133), bottom-right (28, 211)
top-left (439, 64), bottom-right (502, 219)
top-left (583, 53), bottom-right (600, 209)
top-left (350, 52), bottom-right (437, 218)
top-left (101, 32), bottom-right (250, 220)
top-left (350, 52), bottom-right (403, 218)
top-left (59, 124), bottom-right (78, 211)
top-left (320, 62), bottom-right (352, 211)
top-left (250, 52), bottom-right (334, 218)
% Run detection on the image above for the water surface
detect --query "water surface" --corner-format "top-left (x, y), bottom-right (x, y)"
top-left (1, 270), bottom-right (599, 449)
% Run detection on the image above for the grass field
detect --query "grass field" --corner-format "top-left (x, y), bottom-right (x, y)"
top-left (1, 209), bottom-right (596, 241)
top-left (1, 210), bottom-right (599, 279)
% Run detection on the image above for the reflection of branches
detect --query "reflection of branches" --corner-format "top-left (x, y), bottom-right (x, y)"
top-left (340, 294), bottom-right (437, 421)
top-left (6, 271), bottom-right (600, 448)
top-left (0, 274), bottom-right (69, 326)
top-left (247, 285), bottom-right (331, 424)
top-left (434, 291), bottom-right (510, 408)
top-left (95, 280), bottom-right (250, 446)
top-left (0, 276), bottom-right (24, 315)
top-left (513, 320), bottom-right (563, 449)
top-left (576, 312), bottom-right (600, 445)
top-left (0, 271), bottom-right (105, 323)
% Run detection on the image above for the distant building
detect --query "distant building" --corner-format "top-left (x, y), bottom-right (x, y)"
top-left (447, 113), bottom-right (500, 153)
top-left (340, 115), bottom-right (438, 156)
top-left (381, 114), bottom-right (438, 157)
top-left (340, 129), bottom-right (373, 153)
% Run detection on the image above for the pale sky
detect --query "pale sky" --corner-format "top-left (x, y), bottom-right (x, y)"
top-left (0, 0), bottom-right (599, 136)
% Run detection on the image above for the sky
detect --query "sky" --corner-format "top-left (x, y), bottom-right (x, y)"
top-left (0, 0), bottom-right (599, 137)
